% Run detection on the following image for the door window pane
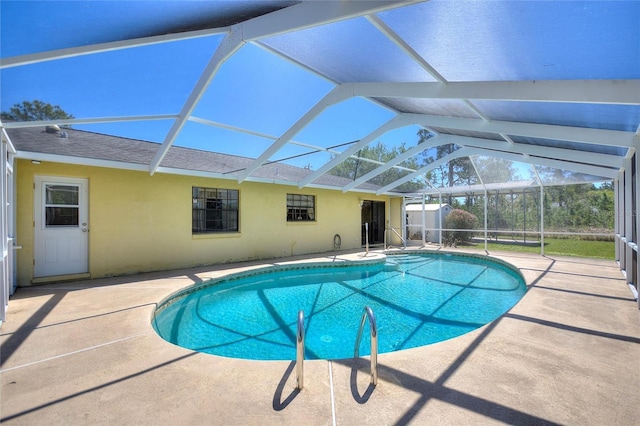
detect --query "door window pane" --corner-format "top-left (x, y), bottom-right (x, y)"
top-left (45, 184), bottom-right (80, 227)
top-left (46, 207), bottom-right (79, 226)
top-left (46, 185), bottom-right (79, 205)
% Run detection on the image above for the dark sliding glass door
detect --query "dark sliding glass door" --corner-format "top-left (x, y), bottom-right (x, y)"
top-left (361, 200), bottom-right (385, 245)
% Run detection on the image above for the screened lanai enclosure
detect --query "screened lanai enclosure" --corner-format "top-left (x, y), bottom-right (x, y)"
top-left (401, 163), bottom-right (616, 249)
top-left (0, 0), bottom-right (639, 322)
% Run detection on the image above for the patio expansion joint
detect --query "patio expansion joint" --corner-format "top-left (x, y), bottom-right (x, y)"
top-left (0, 332), bottom-right (148, 373)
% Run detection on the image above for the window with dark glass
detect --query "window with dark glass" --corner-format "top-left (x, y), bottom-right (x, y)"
top-left (192, 187), bottom-right (239, 233)
top-left (287, 194), bottom-right (315, 222)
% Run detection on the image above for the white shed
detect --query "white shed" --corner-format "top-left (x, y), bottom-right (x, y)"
top-left (405, 204), bottom-right (452, 243)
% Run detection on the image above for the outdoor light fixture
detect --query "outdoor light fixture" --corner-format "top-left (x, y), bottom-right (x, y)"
top-left (31, 160), bottom-right (41, 165)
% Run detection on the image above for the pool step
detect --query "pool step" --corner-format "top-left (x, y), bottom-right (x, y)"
top-left (383, 261), bottom-right (399, 271)
top-left (388, 256), bottom-right (425, 264)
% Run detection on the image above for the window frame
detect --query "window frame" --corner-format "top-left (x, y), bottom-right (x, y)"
top-left (286, 193), bottom-right (316, 222)
top-left (192, 186), bottom-right (239, 233)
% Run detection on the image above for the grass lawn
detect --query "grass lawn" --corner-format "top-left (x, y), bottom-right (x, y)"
top-left (463, 237), bottom-right (615, 260)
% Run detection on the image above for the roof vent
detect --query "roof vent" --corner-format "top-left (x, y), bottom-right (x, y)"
top-left (45, 125), bottom-right (60, 133)
top-left (60, 131), bottom-right (68, 138)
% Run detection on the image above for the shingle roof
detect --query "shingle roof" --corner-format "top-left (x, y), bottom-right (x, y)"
top-left (7, 126), bottom-right (380, 191)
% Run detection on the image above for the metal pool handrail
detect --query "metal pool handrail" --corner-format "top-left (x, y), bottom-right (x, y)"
top-left (354, 306), bottom-right (378, 386)
top-left (296, 310), bottom-right (305, 390)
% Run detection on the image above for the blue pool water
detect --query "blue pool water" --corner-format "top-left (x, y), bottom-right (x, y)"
top-left (152, 252), bottom-right (526, 360)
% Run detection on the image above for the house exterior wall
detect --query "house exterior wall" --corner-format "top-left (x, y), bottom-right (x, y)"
top-left (16, 160), bottom-right (394, 286)
top-left (388, 197), bottom-right (404, 246)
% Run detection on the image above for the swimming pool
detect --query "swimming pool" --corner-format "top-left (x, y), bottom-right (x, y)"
top-left (152, 252), bottom-right (526, 360)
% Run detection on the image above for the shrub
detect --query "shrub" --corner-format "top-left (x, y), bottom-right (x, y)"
top-left (445, 209), bottom-right (478, 245)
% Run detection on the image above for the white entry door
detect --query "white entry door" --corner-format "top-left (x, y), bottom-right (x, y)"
top-left (34, 176), bottom-right (89, 278)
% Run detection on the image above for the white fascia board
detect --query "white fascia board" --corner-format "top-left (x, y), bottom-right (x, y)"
top-left (150, 30), bottom-right (244, 175)
top-left (14, 151), bottom-right (149, 172)
top-left (305, 183), bottom-right (383, 196)
top-left (15, 150), bottom-right (389, 195)
top-left (1, 128), bottom-right (16, 154)
top-left (237, 85), bottom-right (352, 183)
top-left (352, 80), bottom-right (640, 105)
top-left (406, 114), bottom-right (636, 148)
top-left (242, 1), bottom-right (419, 41)
top-left (446, 134), bottom-right (625, 169)
top-left (0, 28), bottom-right (227, 69)
top-left (2, 115), bottom-right (179, 129)
top-left (159, 164), bottom-right (389, 195)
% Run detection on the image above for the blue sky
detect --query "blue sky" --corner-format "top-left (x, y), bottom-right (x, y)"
top-left (1, 1), bottom-right (636, 181)
top-left (0, 32), bottom-right (422, 169)
top-left (0, 2), bottom-right (422, 170)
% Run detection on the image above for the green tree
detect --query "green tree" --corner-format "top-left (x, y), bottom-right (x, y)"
top-left (1, 100), bottom-right (74, 122)
top-left (417, 129), bottom-right (477, 203)
top-left (543, 183), bottom-right (614, 233)
top-left (329, 141), bottom-right (423, 191)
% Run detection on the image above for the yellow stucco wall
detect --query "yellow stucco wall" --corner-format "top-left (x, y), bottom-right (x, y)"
top-left (16, 160), bottom-right (398, 286)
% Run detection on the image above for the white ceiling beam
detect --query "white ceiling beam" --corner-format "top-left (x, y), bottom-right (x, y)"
top-left (149, 30), bottom-right (244, 175)
top-left (297, 114), bottom-right (414, 188)
top-left (375, 142), bottom-right (618, 195)
top-left (190, 115), bottom-right (353, 158)
top-left (0, 28), bottom-right (227, 69)
top-left (476, 150), bottom-right (618, 180)
top-left (343, 132), bottom-right (624, 193)
top-left (242, 1), bottom-right (420, 41)
top-left (236, 85), bottom-right (352, 183)
top-left (233, 1), bottom-right (420, 182)
top-left (1, 1), bottom-right (416, 69)
top-left (365, 14), bottom-right (446, 84)
top-left (2, 115), bottom-right (179, 129)
top-left (188, 116), bottom-right (277, 141)
top-left (445, 134), bottom-right (625, 169)
top-left (376, 147), bottom-right (480, 194)
top-left (351, 80), bottom-right (640, 105)
top-left (405, 114), bottom-right (636, 147)
top-left (341, 134), bottom-right (458, 192)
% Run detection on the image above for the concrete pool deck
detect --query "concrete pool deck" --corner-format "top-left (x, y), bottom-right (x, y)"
top-left (1, 248), bottom-right (639, 425)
